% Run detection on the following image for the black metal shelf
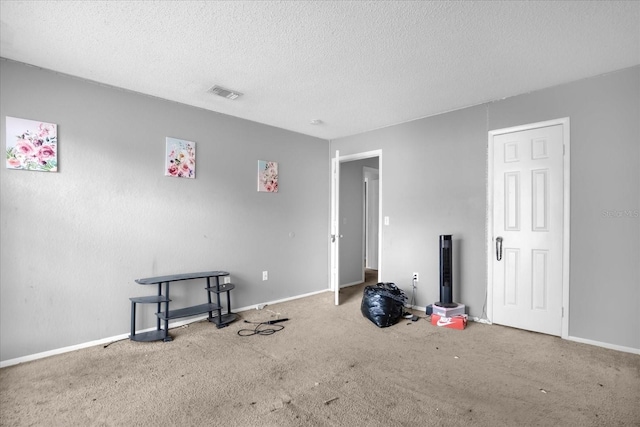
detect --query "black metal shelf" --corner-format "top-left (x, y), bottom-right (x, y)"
top-left (129, 295), bottom-right (172, 342)
top-left (130, 295), bottom-right (170, 304)
top-left (205, 283), bottom-right (235, 293)
top-left (206, 282), bottom-right (236, 328)
top-left (156, 303), bottom-right (221, 321)
top-left (130, 271), bottom-right (237, 341)
top-left (130, 329), bottom-right (170, 342)
top-left (207, 312), bottom-right (239, 325)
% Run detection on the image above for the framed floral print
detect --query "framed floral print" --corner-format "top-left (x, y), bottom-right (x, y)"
top-left (165, 137), bottom-right (195, 179)
top-left (257, 160), bottom-right (278, 192)
top-left (6, 116), bottom-right (58, 172)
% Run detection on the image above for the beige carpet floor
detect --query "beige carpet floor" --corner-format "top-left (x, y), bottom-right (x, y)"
top-left (1, 274), bottom-right (639, 426)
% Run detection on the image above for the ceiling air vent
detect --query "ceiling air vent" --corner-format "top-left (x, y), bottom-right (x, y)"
top-left (208, 85), bottom-right (243, 100)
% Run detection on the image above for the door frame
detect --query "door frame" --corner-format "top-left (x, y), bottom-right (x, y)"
top-left (331, 149), bottom-right (382, 304)
top-left (363, 166), bottom-right (379, 270)
top-left (486, 118), bottom-right (570, 338)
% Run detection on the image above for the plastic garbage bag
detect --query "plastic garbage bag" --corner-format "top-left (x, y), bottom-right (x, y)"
top-left (361, 282), bottom-right (407, 328)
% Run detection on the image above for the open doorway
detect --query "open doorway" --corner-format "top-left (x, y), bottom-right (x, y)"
top-left (339, 157), bottom-right (379, 287)
top-left (330, 149), bottom-right (382, 305)
top-left (364, 166), bottom-right (379, 271)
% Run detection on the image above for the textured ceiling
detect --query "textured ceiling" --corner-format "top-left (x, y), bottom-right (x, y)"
top-left (1, 1), bottom-right (639, 140)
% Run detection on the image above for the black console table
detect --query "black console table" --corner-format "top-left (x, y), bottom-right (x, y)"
top-left (129, 271), bottom-right (238, 342)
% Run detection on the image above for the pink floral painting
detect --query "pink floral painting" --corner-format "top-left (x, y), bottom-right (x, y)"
top-left (6, 116), bottom-right (58, 172)
top-left (165, 137), bottom-right (195, 179)
top-left (258, 160), bottom-right (278, 192)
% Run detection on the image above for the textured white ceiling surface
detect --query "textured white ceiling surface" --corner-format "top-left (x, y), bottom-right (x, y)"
top-left (1, 1), bottom-right (639, 139)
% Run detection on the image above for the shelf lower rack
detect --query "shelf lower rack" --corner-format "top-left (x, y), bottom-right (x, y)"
top-left (129, 329), bottom-right (169, 342)
top-left (205, 283), bottom-right (236, 294)
top-left (156, 303), bottom-right (221, 321)
top-left (207, 312), bottom-right (239, 326)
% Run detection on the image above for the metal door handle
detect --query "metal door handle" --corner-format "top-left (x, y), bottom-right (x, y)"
top-left (496, 237), bottom-right (503, 261)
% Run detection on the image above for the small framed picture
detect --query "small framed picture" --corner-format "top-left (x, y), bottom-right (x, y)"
top-left (165, 137), bottom-right (196, 179)
top-left (257, 160), bottom-right (278, 192)
top-left (6, 116), bottom-right (58, 172)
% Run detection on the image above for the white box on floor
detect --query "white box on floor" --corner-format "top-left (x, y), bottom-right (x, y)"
top-left (431, 303), bottom-right (465, 317)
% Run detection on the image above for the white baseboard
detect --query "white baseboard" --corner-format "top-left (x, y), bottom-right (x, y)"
top-left (468, 316), bottom-right (492, 324)
top-left (236, 288), bottom-right (330, 313)
top-left (566, 335), bottom-right (640, 355)
top-left (0, 333), bottom-right (131, 369)
top-left (340, 280), bottom-right (362, 288)
top-left (0, 288), bottom-right (331, 369)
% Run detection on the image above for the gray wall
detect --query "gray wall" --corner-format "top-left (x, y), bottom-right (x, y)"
top-left (339, 157), bottom-right (379, 285)
top-left (332, 106), bottom-right (488, 315)
top-left (2, 58), bottom-right (637, 362)
top-left (332, 66), bottom-right (640, 350)
top-left (0, 60), bottom-right (330, 362)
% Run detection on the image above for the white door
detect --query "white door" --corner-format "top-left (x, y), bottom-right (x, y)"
top-left (489, 121), bottom-right (568, 336)
top-left (330, 150), bottom-right (340, 305)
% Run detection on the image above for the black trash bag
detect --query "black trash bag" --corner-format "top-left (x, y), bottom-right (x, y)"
top-left (361, 282), bottom-right (407, 328)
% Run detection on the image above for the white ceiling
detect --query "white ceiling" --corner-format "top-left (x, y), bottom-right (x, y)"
top-left (1, 1), bottom-right (638, 140)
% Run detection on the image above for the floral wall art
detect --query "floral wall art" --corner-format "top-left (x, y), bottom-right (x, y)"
top-left (6, 116), bottom-right (58, 172)
top-left (257, 160), bottom-right (278, 192)
top-left (165, 137), bottom-right (196, 179)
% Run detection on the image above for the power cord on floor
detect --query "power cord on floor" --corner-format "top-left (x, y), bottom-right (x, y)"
top-left (409, 277), bottom-right (417, 307)
top-left (402, 277), bottom-right (420, 321)
top-left (237, 318), bottom-right (288, 337)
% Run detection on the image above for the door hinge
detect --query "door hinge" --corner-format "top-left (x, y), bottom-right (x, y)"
top-left (563, 145), bottom-right (565, 155)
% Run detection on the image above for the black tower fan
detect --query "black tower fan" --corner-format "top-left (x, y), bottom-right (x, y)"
top-left (435, 235), bottom-right (458, 308)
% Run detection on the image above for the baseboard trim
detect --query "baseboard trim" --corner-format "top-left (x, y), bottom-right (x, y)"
top-left (237, 288), bottom-right (330, 313)
top-left (340, 280), bottom-right (362, 288)
top-left (0, 288), bottom-right (331, 369)
top-left (566, 335), bottom-right (640, 355)
top-left (407, 304), bottom-right (426, 313)
top-left (0, 334), bottom-right (130, 369)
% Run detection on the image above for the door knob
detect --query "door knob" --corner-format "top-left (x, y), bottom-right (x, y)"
top-left (496, 236), bottom-right (503, 261)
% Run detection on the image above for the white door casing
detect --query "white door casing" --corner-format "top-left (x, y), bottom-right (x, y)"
top-left (331, 150), bottom-right (340, 305)
top-left (487, 118), bottom-right (570, 337)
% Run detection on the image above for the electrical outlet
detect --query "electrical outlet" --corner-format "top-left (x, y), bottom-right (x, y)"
top-left (262, 271), bottom-right (268, 281)
top-left (412, 272), bottom-right (419, 282)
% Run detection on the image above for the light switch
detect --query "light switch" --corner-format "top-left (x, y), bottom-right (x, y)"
top-left (384, 216), bottom-right (389, 225)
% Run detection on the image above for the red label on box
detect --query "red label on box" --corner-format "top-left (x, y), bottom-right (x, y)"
top-left (431, 314), bottom-right (467, 330)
